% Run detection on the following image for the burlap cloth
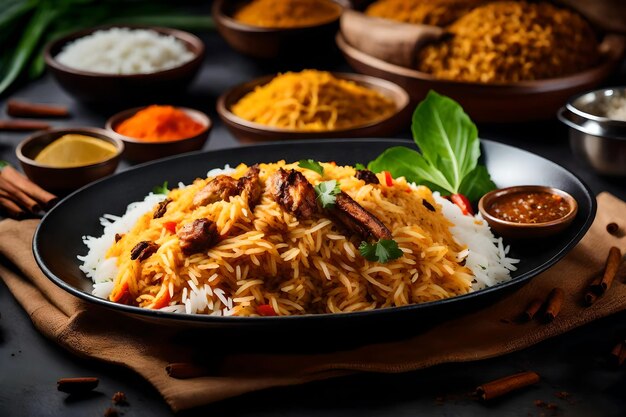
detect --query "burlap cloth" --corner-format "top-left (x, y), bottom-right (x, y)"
top-left (0, 193), bottom-right (625, 412)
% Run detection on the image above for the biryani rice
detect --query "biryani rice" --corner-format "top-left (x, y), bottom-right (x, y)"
top-left (79, 162), bottom-right (518, 316)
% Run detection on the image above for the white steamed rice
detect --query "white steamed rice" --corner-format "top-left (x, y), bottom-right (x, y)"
top-left (56, 27), bottom-right (195, 75)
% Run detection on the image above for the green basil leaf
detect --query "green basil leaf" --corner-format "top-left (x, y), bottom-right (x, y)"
top-left (411, 91), bottom-right (480, 193)
top-left (298, 159), bottom-right (324, 176)
top-left (459, 165), bottom-right (496, 202)
top-left (354, 163), bottom-right (366, 170)
top-left (367, 146), bottom-right (453, 192)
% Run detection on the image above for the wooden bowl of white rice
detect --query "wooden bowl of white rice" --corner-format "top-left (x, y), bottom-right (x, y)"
top-left (44, 25), bottom-right (205, 104)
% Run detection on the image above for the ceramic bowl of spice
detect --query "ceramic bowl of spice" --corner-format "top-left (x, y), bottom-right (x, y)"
top-left (16, 128), bottom-right (124, 195)
top-left (44, 25), bottom-right (204, 104)
top-left (106, 105), bottom-right (212, 162)
top-left (558, 87), bottom-right (626, 176)
top-left (478, 185), bottom-right (578, 239)
top-left (213, 0), bottom-right (343, 59)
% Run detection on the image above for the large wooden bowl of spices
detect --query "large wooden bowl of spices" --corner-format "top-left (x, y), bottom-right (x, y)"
top-left (45, 25), bottom-right (204, 104)
top-left (217, 70), bottom-right (411, 142)
top-left (213, 0), bottom-right (343, 59)
top-left (337, 2), bottom-right (626, 122)
top-left (106, 105), bottom-right (212, 163)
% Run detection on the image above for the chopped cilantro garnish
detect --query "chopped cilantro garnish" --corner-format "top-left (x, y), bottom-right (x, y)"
top-left (314, 180), bottom-right (341, 208)
top-left (152, 181), bottom-right (169, 195)
top-left (298, 159), bottom-right (324, 176)
top-left (359, 239), bottom-right (403, 264)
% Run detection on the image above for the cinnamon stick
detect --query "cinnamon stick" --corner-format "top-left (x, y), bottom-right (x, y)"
top-left (0, 165), bottom-right (58, 208)
top-left (6, 99), bottom-right (69, 118)
top-left (543, 288), bottom-right (564, 323)
top-left (590, 247), bottom-right (622, 295)
top-left (0, 119), bottom-right (50, 131)
top-left (57, 377), bottom-right (99, 394)
top-left (475, 371), bottom-right (540, 401)
top-left (519, 298), bottom-right (543, 322)
top-left (584, 290), bottom-right (598, 306)
top-left (0, 176), bottom-right (40, 213)
top-left (606, 222), bottom-right (619, 235)
top-left (0, 196), bottom-right (26, 219)
top-left (165, 362), bottom-right (208, 379)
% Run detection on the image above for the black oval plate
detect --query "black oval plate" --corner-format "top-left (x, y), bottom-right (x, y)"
top-left (34, 139), bottom-right (596, 330)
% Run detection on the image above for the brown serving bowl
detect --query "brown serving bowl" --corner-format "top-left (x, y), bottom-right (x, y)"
top-left (217, 72), bottom-right (410, 142)
top-left (337, 33), bottom-right (626, 123)
top-left (106, 106), bottom-right (212, 163)
top-left (478, 186), bottom-right (578, 239)
top-left (16, 128), bottom-right (124, 195)
top-left (44, 25), bottom-right (205, 104)
top-left (213, 0), bottom-right (343, 59)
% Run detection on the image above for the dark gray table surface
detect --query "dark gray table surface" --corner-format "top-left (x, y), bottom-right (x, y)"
top-left (1, 32), bottom-right (626, 417)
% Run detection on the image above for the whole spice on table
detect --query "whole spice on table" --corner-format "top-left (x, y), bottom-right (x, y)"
top-left (0, 119), bottom-right (50, 131)
top-left (606, 222), bottom-right (620, 235)
top-left (518, 298), bottom-right (543, 322)
top-left (115, 105), bottom-right (204, 142)
top-left (0, 163), bottom-right (58, 218)
top-left (590, 247), bottom-right (622, 295)
top-left (112, 391), bottom-right (128, 405)
top-left (543, 288), bottom-right (564, 322)
top-left (6, 99), bottom-right (69, 118)
top-left (57, 377), bottom-right (99, 394)
top-left (475, 371), bottom-right (541, 401)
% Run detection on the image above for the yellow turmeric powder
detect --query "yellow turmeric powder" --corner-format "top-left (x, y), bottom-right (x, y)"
top-left (234, 0), bottom-right (341, 28)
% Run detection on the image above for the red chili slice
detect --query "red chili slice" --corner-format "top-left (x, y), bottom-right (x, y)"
top-left (384, 171), bottom-right (393, 187)
top-left (164, 221), bottom-right (177, 233)
top-left (451, 193), bottom-right (474, 215)
top-left (257, 304), bottom-right (277, 316)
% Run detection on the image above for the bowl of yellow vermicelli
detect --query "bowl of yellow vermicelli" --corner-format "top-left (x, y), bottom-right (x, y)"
top-left (217, 70), bottom-right (411, 142)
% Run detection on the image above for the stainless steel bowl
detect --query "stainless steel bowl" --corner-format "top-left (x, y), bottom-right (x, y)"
top-left (558, 87), bottom-right (626, 176)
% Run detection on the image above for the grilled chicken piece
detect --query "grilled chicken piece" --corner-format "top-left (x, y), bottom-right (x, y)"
top-left (177, 218), bottom-right (219, 255)
top-left (355, 169), bottom-right (380, 185)
top-left (130, 241), bottom-right (159, 261)
top-left (268, 168), bottom-right (318, 219)
top-left (193, 175), bottom-right (239, 207)
top-left (237, 164), bottom-right (262, 207)
top-left (153, 198), bottom-right (171, 219)
top-left (333, 192), bottom-right (392, 240)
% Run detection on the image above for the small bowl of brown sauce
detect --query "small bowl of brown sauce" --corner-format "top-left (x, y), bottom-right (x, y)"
top-left (478, 186), bottom-right (578, 239)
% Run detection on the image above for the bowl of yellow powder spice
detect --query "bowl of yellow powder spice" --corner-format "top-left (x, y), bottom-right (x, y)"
top-left (213, 0), bottom-right (344, 59)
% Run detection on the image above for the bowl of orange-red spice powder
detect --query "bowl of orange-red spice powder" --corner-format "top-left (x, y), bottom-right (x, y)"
top-left (106, 105), bottom-right (212, 162)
